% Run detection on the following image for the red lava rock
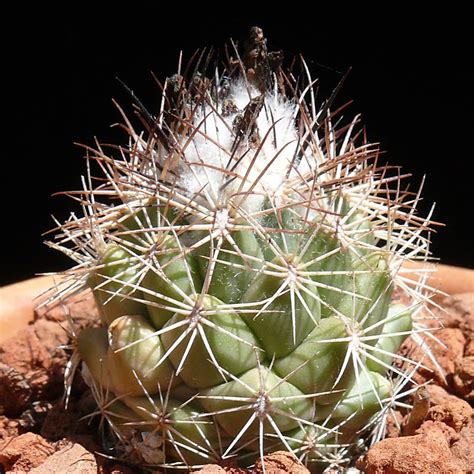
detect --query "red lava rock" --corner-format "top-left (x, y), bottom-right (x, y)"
top-left (465, 338), bottom-right (474, 356)
top-left (33, 318), bottom-right (69, 350)
top-left (440, 292), bottom-right (474, 336)
top-left (426, 383), bottom-right (459, 405)
top-left (193, 465), bottom-right (245, 474)
top-left (55, 434), bottom-right (101, 457)
top-left (361, 351), bottom-right (474, 474)
top-left (0, 432), bottom-right (55, 472)
top-left (453, 356), bottom-right (474, 401)
top-left (427, 397), bottom-right (473, 432)
top-left (191, 458), bottom-right (248, 473)
top-left (253, 451), bottom-right (310, 474)
top-left (193, 452), bottom-right (310, 473)
top-left (0, 415), bottom-right (21, 440)
top-left (398, 292), bottom-right (473, 388)
top-left (33, 318), bottom-right (70, 387)
top-left (0, 324), bottom-right (66, 414)
top-left (399, 327), bottom-right (466, 386)
top-left (0, 326), bottom-right (51, 375)
top-left (451, 424), bottom-right (474, 472)
top-left (357, 423), bottom-right (465, 473)
top-left (29, 441), bottom-right (97, 473)
top-left (415, 420), bottom-right (460, 444)
top-left (193, 466), bottom-right (229, 474)
top-left (367, 291), bottom-right (474, 473)
top-left (0, 292), bottom-right (98, 421)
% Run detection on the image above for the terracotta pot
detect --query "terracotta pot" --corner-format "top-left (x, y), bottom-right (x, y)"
top-left (0, 264), bottom-right (473, 344)
top-left (0, 275), bottom-right (58, 344)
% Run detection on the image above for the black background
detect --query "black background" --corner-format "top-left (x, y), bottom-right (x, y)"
top-left (2, 7), bottom-right (473, 286)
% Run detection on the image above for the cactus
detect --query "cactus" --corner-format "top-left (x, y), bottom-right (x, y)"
top-left (47, 27), bottom-right (439, 472)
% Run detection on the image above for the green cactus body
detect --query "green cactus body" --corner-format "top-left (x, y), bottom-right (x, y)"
top-left (241, 254), bottom-right (320, 358)
top-left (161, 294), bottom-right (261, 388)
top-left (200, 366), bottom-right (314, 446)
top-left (89, 245), bottom-right (147, 325)
top-left (142, 235), bottom-right (202, 328)
top-left (272, 316), bottom-right (351, 403)
top-left (50, 28), bottom-right (438, 472)
top-left (366, 304), bottom-right (413, 373)
top-left (107, 314), bottom-right (178, 395)
top-left (206, 227), bottom-right (264, 304)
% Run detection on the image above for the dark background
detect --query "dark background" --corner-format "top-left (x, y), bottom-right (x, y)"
top-left (2, 8), bottom-right (473, 286)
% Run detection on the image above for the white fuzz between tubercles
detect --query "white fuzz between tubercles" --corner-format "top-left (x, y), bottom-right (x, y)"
top-left (130, 432), bottom-right (165, 464)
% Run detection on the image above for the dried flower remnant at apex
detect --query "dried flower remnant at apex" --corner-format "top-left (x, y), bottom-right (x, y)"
top-left (44, 26), bottom-right (441, 472)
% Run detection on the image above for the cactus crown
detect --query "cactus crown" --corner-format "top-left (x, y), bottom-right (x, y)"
top-left (46, 27), bottom-right (439, 472)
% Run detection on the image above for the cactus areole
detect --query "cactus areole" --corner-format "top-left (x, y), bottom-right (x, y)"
top-left (47, 27), bottom-right (439, 472)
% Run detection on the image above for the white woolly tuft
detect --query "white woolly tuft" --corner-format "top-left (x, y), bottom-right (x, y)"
top-left (179, 81), bottom-right (299, 214)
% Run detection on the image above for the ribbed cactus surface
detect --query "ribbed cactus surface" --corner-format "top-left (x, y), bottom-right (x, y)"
top-left (48, 28), bottom-right (437, 472)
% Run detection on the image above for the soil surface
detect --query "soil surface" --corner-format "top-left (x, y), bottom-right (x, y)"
top-left (0, 290), bottom-right (473, 473)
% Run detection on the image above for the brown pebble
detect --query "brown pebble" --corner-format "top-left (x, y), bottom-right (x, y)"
top-left (416, 420), bottom-right (460, 444)
top-left (451, 424), bottom-right (474, 472)
top-left (0, 415), bottom-right (21, 440)
top-left (453, 356), bottom-right (474, 401)
top-left (357, 424), bottom-right (465, 473)
top-left (30, 442), bottom-right (97, 473)
top-left (253, 451), bottom-right (310, 474)
top-left (192, 458), bottom-right (247, 473)
top-left (465, 339), bottom-right (474, 356)
top-left (399, 328), bottom-right (465, 386)
top-left (440, 293), bottom-right (474, 336)
top-left (426, 383), bottom-right (458, 405)
top-left (427, 398), bottom-right (473, 432)
top-left (0, 432), bottom-right (55, 471)
top-left (193, 465), bottom-right (231, 473)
